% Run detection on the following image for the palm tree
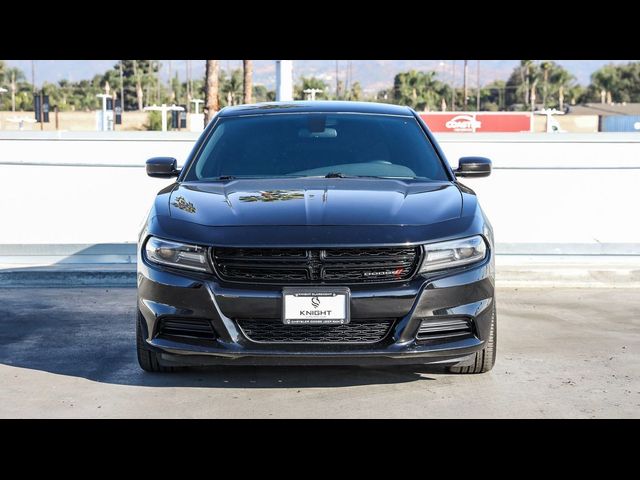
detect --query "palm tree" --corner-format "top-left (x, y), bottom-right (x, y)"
top-left (5, 67), bottom-right (24, 112)
top-left (133, 60), bottom-right (143, 111)
top-left (204, 60), bottom-right (219, 124)
top-left (590, 65), bottom-right (619, 103)
top-left (550, 66), bottom-right (575, 109)
top-left (392, 70), bottom-right (449, 111)
top-left (221, 69), bottom-right (243, 106)
top-left (58, 79), bottom-right (71, 109)
top-left (518, 60), bottom-right (536, 107)
top-left (294, 77), bottom-right (329, 100)
top-left (540, 61), bottom-right (552, 107)
top-left (347, 81), bottom-right (362, 101)
top-left (243, 60), bottom-right (253, 104)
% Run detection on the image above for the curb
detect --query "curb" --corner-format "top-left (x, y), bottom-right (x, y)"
top-left (1, 265), bottom-right (639, 288)
top-left (0, 269), bottom-right (136, 287)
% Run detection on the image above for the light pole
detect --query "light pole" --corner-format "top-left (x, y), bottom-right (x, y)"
top-left (439, 62), bottom-right (447, 111)
top-left (335, 60), bottom-right (339, 99)
top-left (186, 59), bottom-right (192, 108)
top-left (476, 60), bottom-right (481, 111)
top-left (275, 61), bottom-right (293, 101)
top-left (144, 103), bottom-right (184, 132)
top-left (119, 61), bottom-right (125, 113)
top-left (463, 60), bottom-right (468, 109)
top-left (451, 60), bottom-right (456, 111)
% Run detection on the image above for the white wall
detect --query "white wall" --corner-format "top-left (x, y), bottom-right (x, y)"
top-left (438, 134), bottom-right (640, 247)
top-left (0, 132), bottom-right (638, 257)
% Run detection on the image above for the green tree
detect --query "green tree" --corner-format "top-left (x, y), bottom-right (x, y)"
top-left (391, 70), bottom-right (450, 111)
top-left (170, 74), bottom-right (182, 105)
top-left (585, 62), bottom-right (640, 103)
top-left (56, 79), bottom-right (72, 110)
top-left (252, 84), bottom-right (275, 103)
top-left (0, 60), bottom-right (7, 85)
top-left (543, 62), bottom-right (576, 109)
top-left (294, 76), bottom-right (329, 100)
top-left (505, 60), bottom-right (577, 110)
top-left (375, 88), bottom-right (392, 103)
top-left (0, 63), bottom-right (31, 111)
top-left (145, 111), bottom-right (163, 130)
top-left (346, 81), bottom-right (363, 101)
top-left (506, 60), bottom-right (538, 109)
top-left (479, 80), bottom-right (507, 111)
top-left (219, 68), bottom-right (244, 107)
top-left (117, 60), bottom-right (159, 111)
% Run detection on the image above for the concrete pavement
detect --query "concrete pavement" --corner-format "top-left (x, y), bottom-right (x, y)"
top-left (0, 286), bottom-right (638, 418)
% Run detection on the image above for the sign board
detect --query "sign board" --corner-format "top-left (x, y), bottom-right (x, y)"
top-left (42, 95), bottom-right (50, 123)
top-left (179, 104), bottom-right (187, 129)
top-left (34, 94), bottom-right (50, 123)
top-left (171, 106), bottom-right (189, 130)
top-left (171, 109), bottom-right (179, 129)
top-left (114, 99), bottom-right (122, 125)
top-left (34, 95), bottom-right (41, 121)
top-left (420, 112), bottom-right (531, 133)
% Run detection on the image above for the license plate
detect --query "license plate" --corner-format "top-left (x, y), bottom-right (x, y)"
top-left (282, 287), bottom-right (350, 325)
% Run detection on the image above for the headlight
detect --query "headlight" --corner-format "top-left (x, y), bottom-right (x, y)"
top-left (144, 236), bottom-right (212, 272)
top-left (419, 235), bottom-right (487, 273)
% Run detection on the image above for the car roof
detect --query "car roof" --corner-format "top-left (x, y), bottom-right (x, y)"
top-left (218, 101), bottom-right (414, 117)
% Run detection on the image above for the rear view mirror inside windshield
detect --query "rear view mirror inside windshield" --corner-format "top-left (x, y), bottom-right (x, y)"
top-left (298, 128), bottom-right (337, 138)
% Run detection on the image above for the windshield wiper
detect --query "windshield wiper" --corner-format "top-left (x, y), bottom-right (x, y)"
top-left (324, 172), bottom-right (348, 178)
top-left (215, 175), bottom-right (236, 181)
top-left (323, 173), bottom-right (411, 179)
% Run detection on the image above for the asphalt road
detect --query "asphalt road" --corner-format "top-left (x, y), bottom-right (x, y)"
top-left (0, 287), bottom-right (638, 418)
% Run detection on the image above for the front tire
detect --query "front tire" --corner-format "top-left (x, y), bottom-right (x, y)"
top-left (136, 310), bottom-right (177, 373)
top-left (449, 303), bottom-right (497, 374)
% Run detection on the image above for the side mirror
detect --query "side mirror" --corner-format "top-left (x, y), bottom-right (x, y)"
top-left (146, 157), bottom-right (179, 178)
top-left (455, 157), bottom-right (491, 178)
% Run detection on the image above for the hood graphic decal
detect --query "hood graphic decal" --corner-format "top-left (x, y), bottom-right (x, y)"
top-left (238, 190), bottom-right (305, 203)
top-left (171, 196), bottom-right (196, 213)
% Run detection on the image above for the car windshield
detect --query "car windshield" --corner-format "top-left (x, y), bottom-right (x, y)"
top-left (183, 112), bottom-right (449, 181)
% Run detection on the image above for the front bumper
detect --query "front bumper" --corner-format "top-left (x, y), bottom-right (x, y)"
top-left (137, 252), bottom-right (495, 368)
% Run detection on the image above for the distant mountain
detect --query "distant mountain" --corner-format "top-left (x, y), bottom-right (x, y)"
top-left (4, 59), bottom-right (633, 93)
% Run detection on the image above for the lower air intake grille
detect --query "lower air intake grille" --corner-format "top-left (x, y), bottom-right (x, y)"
top-left (416, 318), bottom-right (473, 341)
top-left (156, 317), bottom-right (216, 340)
top-left (237, 318), bottom-right (394, 344)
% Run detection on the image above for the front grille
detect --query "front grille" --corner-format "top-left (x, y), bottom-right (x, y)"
top-left (416, 318), bottom-right (473, 341)
top-left (237, 318), bottom-right (395, 344)
top-left (212, 247), bottom-right (420, 284)
top-left (156, 317), bottom-right (216, 340)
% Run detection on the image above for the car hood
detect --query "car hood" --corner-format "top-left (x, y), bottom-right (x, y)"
top-left (168, 178), bottom-right (462, 227)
